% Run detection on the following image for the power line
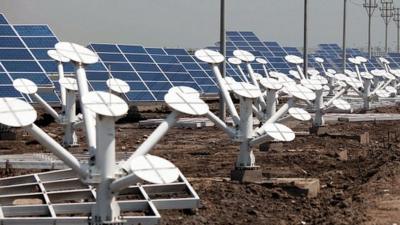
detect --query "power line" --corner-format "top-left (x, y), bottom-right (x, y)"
top-left (380, 0), bottom-right (394, 53)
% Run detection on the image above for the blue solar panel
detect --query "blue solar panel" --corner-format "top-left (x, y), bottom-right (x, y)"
top-left (0, 63), bottom-right (26, 100)
top-left (163, 48), bottom-right (221, 93)
top-left (0, 25), bottom-right (16, 36)
top-left (13, 25), bottom-right (54, 37)
top-left (0, 19), bottom-right (59, 103)
top-left (88, 43), bottom-right (203, 101)
top-left (0, 14), bottom-right (9, 25)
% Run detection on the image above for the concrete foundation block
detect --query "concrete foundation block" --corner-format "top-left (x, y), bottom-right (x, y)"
top-left (309, 126), bottom-right (329, 136)
top-left (231, 167), bottom-right (263, 183)
top-left (261, 178), bottom-right (320, 198)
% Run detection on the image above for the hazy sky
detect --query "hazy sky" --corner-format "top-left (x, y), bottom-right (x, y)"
top-left (1, 0), bottom-right (399, 50)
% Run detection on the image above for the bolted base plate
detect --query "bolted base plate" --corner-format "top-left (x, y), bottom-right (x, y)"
top-left (231, 167), bottom-right (263, 183)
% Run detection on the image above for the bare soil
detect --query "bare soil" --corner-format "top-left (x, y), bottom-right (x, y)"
top-left (2, 105), bottom-right (400, 225)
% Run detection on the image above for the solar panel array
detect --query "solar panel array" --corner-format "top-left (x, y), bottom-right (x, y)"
top-left (223, 31), bottom-right (297, 74)
top-left (0, 14), bottom-right (59, 103)
top-left (314, 44), bottom-right (386, 71)
top-left (2, 11), bottom-right (400, 104)
top-left (87, 44), bottom-right (207, 101)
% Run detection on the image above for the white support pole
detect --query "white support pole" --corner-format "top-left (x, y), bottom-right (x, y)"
top-left (313, 89), bottom-right (325, 127)
top-left (205, 111), bottom-right (236, 138)
top-left (245, 63), bottom-right (267, 109)
top-left (31, 93), bottom-right (59, 121)
top-left (236, 97), bottom-right (255, 168)
top-left (319, 62), bottom-right (327, 74)
top-left (245, 63), bottom-right (260, 88)
top-left (265, 89), bottom-right (277, 120)
top-left (63, 89), bottom-right (78, 146)
top-left (235, 65), bottom-right (249, 83)
top-left (363, 79), bottom-right (371, 111)
top-left (261, 65), bottom-right (270, 78)
top-left (110, 172), bottom-right (141, 194)
top-left (75, 66), bottom-right (97, 156)
top-left (296, 65), bottom-right (306, 79)
top-left (24, 124), bottom-right (87, 178)
top-left (58, 62), bottom-right (66, 111)
top-left (93, 115), bottom-right (120, 223)
top-left (252, 104), bottom-right (264, 121)
top-left (325, 86), bottom-right (349, 108)
top-left (254, 99), bottom-right (293, 136)
top-left (249, 133), bottom-right (274, 147)
top-left (354, 65), bottom-right (363, 83)
top-left (124, 111), bottom-right (179, 169)
top-left (211, 65), bottom-right (240, 125)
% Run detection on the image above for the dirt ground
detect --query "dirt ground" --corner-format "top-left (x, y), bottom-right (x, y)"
top-left (2, 105), bottom-right (400, 225)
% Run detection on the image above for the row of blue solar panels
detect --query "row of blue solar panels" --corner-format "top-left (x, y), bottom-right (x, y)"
top-left (160, 48), bottom-right (221, 93)
top-left (0, 14), bottom-right (59, 103)
top-left (87, 43), bottom-right (209, 101)
top-left (225, 31), bottom-right (294, 74)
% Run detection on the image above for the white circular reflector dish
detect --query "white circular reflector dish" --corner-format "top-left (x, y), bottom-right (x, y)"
top-left (106, 78), bottom-right (130, 94)
top-left (385, 86), bottom-right (397, 94)
top-left (233, 50), bottom-right (255, 62)
top-left (334, 73), bottom-right (349, 82)
top-left (285, 55), bottom-right (303, 64)
top-left (332, 99), bottom-right (351, 111)
top-left (360, 72), bottom-right (373, 80)
top-left (130, 154), bottom-right (180, 184)
top-left (0, 98), bottom-right (37, 127)
top-left (307, 69), bottom-right (319, 76)
top-left (227, 57), bottom-right (242, 65)
top-left (168, 86), bottom-right (201, 98)
top-left (289, 70), bottom-right (301, 79)
top-left (260, 78), bottom-right (282, 90)
top-left (263, 123), bottom-right (295, 142)
top-left (269, 71), bottom-right (287, 79)
top-left (13, 78), bottom-right (38, 94)
top-left (282, 84), bottom-right (316, 101)
top-left (348, 58), bottom-right (360, 65)
top-left (81, 91), bottom-right (128, 117)
top-left (327, 69), bottom-right (336, 74)
top-left (375, 89), bottom-right (390, 98)
top-left (55, 42), bottom-right (99, 64)
top-left (256, 58), bottom-right (268, 64)
top-left (288, 107), bottom-right (311, 121)
top-left (370, 69), bottom-right (385, 77)
top-left (355, 56), bottom-right (367, 63)
top-left (59, 77), bottom-right (78, 91)
top-left (300, 79), bottom-right (323, 91)
top-left (165, 90), bottom-right (209, 116)
top-left (346, 77), bottom-right (363, 89)
top-left (47, 49), bottom-right (70, 63)
top-left (379, 57), bottom-right (390, 64)
top-left (314, 57), bottom-right (324, 63)
top-left (229, 82), bottom-right (262, 99)
top-left (194, 49), bottom-right (224, 64)
top-left (310, 75), bottom-right (328, 85)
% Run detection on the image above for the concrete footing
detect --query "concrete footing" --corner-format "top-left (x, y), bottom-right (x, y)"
top-left (231, 167), bottom-right (263, 183)
top-left (260, 178), bottom-right (320, 198)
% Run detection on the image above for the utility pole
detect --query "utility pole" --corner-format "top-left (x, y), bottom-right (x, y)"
top-left (393, 7), bottom-right (400, 52)
top-left (219, 0), bottom-right (226, 121)
top-left (380, 0), bottom-right (394, 54)
top-left (303, 0), bottom-right (308, 78)
top-left (363, 0), bottom-right (379, 58)
top-left (343, 0), bottom-right (348, 72)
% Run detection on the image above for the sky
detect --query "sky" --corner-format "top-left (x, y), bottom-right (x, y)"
top-left (0, 0), bottom-right (399, 51)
